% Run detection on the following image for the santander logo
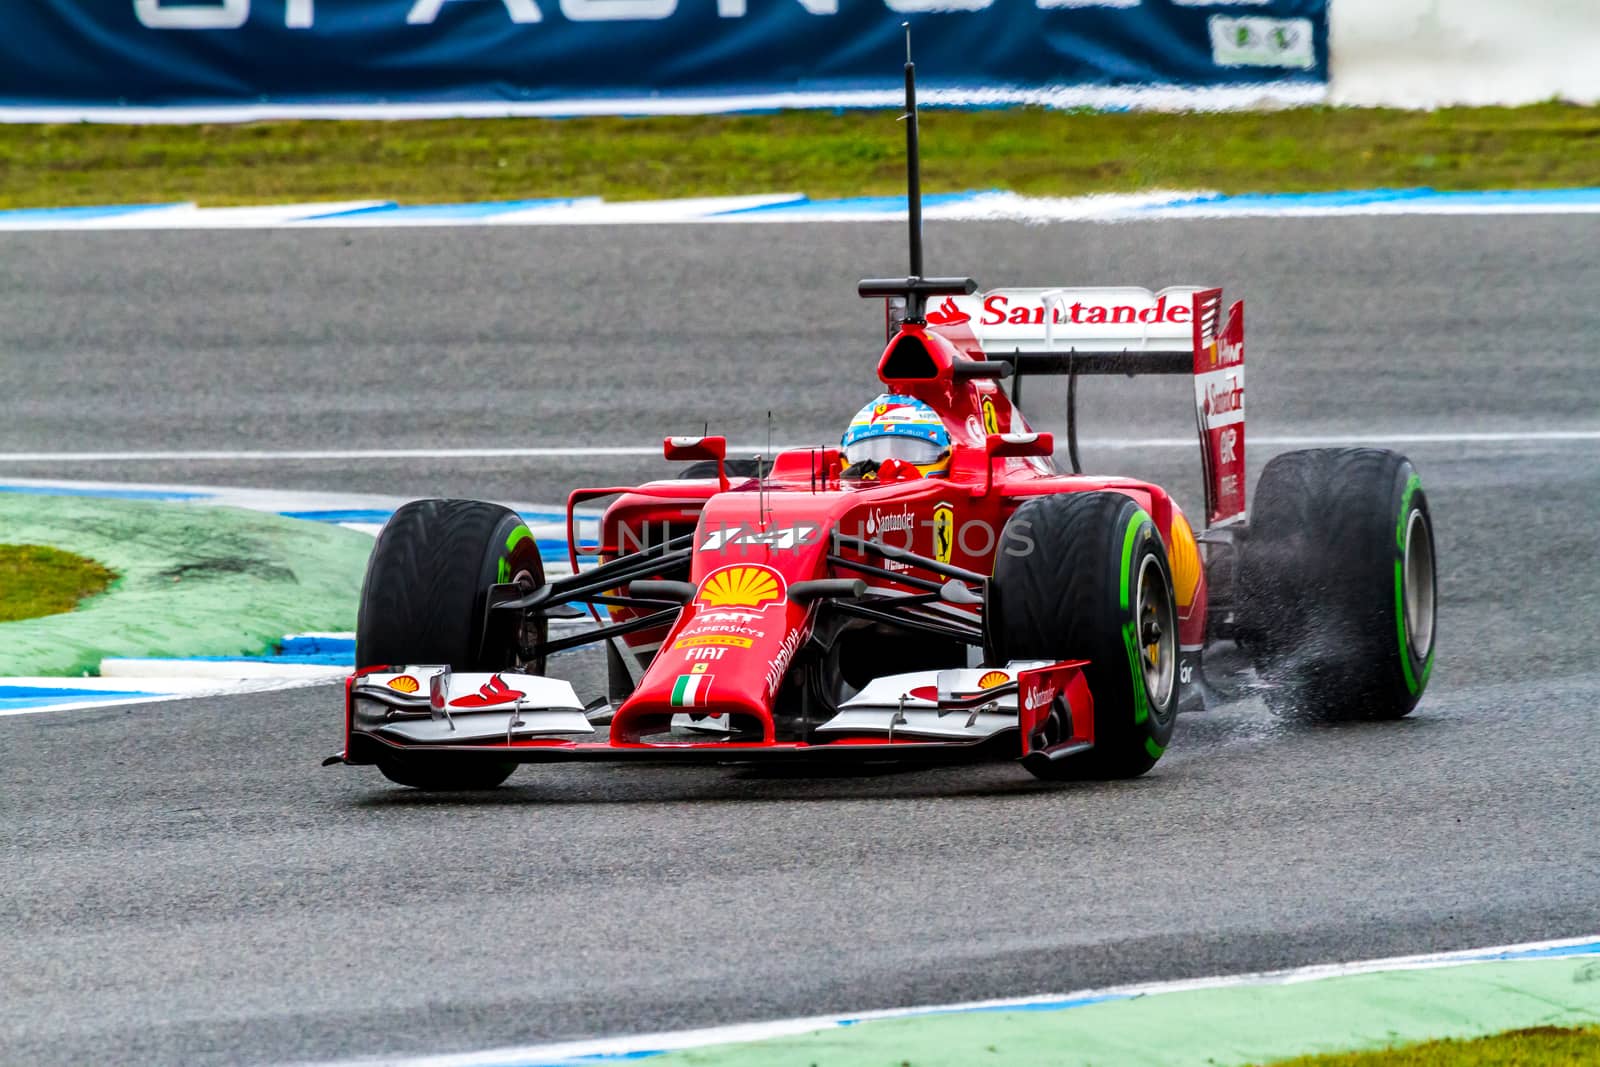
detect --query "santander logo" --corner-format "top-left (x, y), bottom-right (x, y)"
top-left (449, 674), bottom-right (526, 709)
top-left (1203, 375), bottom-right (1244, 417)
top-left (926, 297), bottom-right (971, 326)
top-left (1022, 685), bottom-right (1058, 714)
top-left (980, 292), bottom-right (1192, 327)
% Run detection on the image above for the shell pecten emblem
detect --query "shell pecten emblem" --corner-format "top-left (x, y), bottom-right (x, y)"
top-left (695, 564), bottom-right (787, 610)
top-left (977, 670), bottom-right (1010, 689)
top-left (386, 674), bottom-right (420, 694)
top-left (1167, 511), bottom-right (1202, 611)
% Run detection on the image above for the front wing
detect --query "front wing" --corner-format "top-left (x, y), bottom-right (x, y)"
top-left (331, 661), bottom-right (1094, 767)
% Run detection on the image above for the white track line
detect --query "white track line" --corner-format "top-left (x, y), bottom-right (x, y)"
top-left (0, 446), bottom-right (670, 462)
top-left (0, 674), bottom-right (338, 718)
top-left (0, 85), bottom-right (1325, 126)
top-left (291, 933), bottom-right (1600, 1067)
top-left (1, 430), bottom-right (1596, 464)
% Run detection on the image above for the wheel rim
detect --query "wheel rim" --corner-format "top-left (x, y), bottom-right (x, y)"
top-left (509, 567), bottom-right (546, 672)
top-left (1402, 508), bottom-right (1435, 660)
top-left (1136, 555), bottom-right (1177, 711)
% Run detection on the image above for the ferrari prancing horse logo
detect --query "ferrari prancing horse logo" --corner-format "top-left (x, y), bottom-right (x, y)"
top-left (932, 503), bottom-right (955, 564)
top-left (981, 396), bottom-right (1000, 436)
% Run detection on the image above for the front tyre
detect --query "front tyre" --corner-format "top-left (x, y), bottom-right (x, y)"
top-left (357, 498), bottom-right (544, 672)
top-left (1239, 448), bottom-right (1437, 721)
top-left (356, 499), bottom-right (544, 790)
top-left (374, 753), bottom-right (516, 792)
top-left (989, 492), bottom-right (1179, 780)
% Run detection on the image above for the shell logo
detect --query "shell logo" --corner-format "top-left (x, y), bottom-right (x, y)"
top-left (387, 674), bottom-right (420, 694)
top-left (1168, 511), bottom-right (1201, 611)
top-left (696, 565), bottom-right (786, 610)
top-left (977, 670), bottom-right (1010, 689)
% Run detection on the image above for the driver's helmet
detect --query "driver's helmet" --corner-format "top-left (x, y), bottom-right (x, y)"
top-left (840, 394), bottom-right (951, 478)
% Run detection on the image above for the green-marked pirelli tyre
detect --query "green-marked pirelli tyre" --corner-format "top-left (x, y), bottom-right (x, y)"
top-left (988, 492), bottom-right (1179, 780)
top-left (356, 499), bottom-right (545, 790)
top-left (1239, 448), bottom-right (1436, 721)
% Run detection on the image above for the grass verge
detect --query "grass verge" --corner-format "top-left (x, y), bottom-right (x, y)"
top-left (0, 495), bottom-right (374, 676)
top-left (0, 544), bottom-right (116, 623)
top-left (1268, 1025), bottom-right (1600, 1066)
top-left (4, 103), bottom-right (1599, 209)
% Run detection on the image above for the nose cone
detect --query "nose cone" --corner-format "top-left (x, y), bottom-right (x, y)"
top-left (611, 562), bottom-right (810, 744)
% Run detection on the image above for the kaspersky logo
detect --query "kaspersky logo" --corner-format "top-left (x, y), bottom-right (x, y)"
top-left (695, 565), bottom-right (786, 611)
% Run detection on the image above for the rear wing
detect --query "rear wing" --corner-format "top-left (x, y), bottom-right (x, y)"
top-left (917, 286), bottom-right (1246, 527)
top-left (927, 286), bottom-right (1201, 371)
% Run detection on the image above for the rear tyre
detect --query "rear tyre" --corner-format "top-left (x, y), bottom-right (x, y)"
top-left (1238, 448), bottom-right (1436, 721)
top-left (356, 499), bottom-right (544, 790)
top-left (988, 492), bottom-right (1178, 780)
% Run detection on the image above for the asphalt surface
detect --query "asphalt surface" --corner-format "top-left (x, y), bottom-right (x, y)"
top-left (3, 218), bottom-right (1599, 1066)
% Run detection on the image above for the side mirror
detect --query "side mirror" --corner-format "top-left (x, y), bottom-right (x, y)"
top-left (664, 435), bottom-right (729, 491)
top-left (986, 431), bottom-right (1055, 459)
top-left (985, 431), bottom-right (1054, 493)
top-left (664, 435), bottom-right (726, 463)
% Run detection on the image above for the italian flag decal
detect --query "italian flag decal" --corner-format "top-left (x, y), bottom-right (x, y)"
top-left (671, 665), bottom-right (713, 708)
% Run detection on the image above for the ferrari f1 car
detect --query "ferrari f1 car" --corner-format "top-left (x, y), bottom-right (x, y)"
top-left (329, 55), bottom-right (1438, 791)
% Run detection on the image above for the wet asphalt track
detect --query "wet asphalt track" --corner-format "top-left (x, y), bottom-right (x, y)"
top-left (2, 219), bottom-right (1599, 1065)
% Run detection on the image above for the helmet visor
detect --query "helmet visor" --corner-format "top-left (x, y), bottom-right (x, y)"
top-left (843, 434), bottom-right (948, 467)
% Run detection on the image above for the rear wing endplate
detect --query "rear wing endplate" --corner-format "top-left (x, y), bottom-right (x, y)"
top-left (1191, 288), bottom-right (1246, 526)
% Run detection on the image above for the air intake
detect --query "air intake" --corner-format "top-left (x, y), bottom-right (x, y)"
top-left (880, 333), bottom-right (939, 380)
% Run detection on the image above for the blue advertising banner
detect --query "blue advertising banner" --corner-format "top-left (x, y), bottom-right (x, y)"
top-left (0, 1), bottom-right (1327, 118)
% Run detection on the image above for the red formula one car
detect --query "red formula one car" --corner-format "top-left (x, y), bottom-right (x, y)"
top-left (329, 60), bottom-right (1438, 791)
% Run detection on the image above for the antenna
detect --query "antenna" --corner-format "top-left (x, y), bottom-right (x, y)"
top-left (755, 450), bottom-right (766, 528)
top-left (856, 29), bottom-right (977, 327)
top-left (763, 411), bottom-right (773, 524)
top-left (754, 409), bottom-right (773, 528)
top-left (903, 23), bottom-right (923, 284)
